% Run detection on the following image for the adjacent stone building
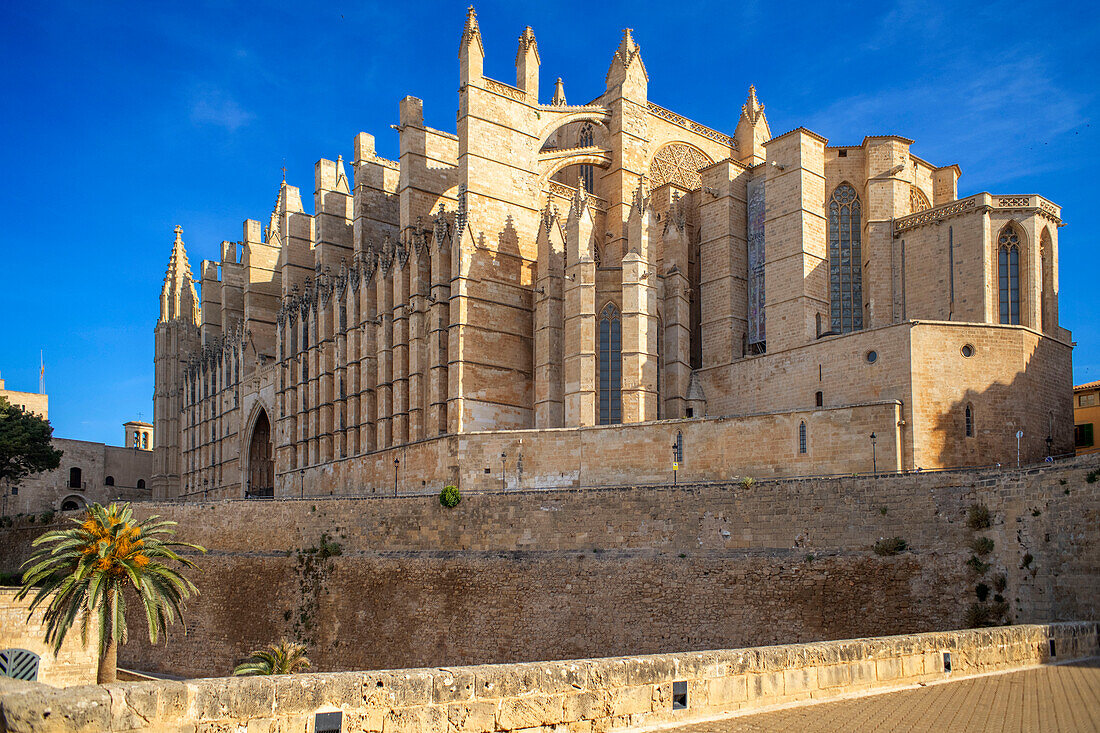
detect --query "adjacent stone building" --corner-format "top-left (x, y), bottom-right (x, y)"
top-left (0, 371), bottom-right (152, 516)
top-left (1074, 381), bottom-right (1099, 455)
top-left (152, 9), bottom-right (1073, 499)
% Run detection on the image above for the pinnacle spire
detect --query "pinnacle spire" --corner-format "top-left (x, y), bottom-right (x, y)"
top-left (552, 77), bottom-right (567, 106)
top-left (742, 84), bottom-right (764, 124)
top-left (460, 5), bottom-right (483, 55)
top-left (606, 27), bottom-right (648, 87)
top-left (618, 29), bottom-right (637, 59)
top-left (516, 25), bottom-right (539, 64)
top-left (160, 226), bottom-right (200, 324)
top-left (572, 173), bottom-right (589, 214)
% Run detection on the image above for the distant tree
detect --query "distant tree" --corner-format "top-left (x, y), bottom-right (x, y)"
top-left (233, 639), bottom-right (311, 676)
top-left (17, 502), bottom-right (205, 683)
top-left (0, 396), bottom-right (63, 490)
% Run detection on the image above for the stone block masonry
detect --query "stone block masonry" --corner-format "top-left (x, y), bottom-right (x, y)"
top-left (0, 623), bottom-right (1094, 732)
top-left (0, 455), bottom-right (1096, 681)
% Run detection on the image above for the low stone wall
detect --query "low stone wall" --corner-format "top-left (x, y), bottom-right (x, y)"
top-left (0, 589), bottom-right (98, 688)
top-left (0, 623), bottom-right (1095, 733)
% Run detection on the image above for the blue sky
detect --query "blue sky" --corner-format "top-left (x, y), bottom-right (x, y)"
top-left (1, 0), bottom-right (1097, 445)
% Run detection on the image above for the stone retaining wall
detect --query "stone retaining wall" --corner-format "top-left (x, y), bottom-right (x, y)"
top-left (0, 623), bottom-right (1095, 732)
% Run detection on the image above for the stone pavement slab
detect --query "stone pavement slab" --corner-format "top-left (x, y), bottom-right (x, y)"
top-left (657, 658), bottom-right (1100, 733)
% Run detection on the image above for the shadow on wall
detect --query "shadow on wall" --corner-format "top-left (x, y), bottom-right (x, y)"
top-left (930, 339), bottom-right (1072, 469)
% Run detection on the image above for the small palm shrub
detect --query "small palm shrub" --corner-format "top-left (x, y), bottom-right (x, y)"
top-left (233, 639), bottom-right (310, 676)
top-left (1086, 469), bottom-right (1099, 484)
top-left (873, 537), bottom-right (908, 556)
top-left (738, 476), bottom-right (756, 490)
top-left (439, 485), bottom-right (461, 508)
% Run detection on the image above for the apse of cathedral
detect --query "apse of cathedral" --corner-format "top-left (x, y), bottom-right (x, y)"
top-left (152, 8), bottom-right (1073, 500)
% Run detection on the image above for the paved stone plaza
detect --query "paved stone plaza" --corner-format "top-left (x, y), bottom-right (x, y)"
top-left (659, 658), bottom-right (1100, 733)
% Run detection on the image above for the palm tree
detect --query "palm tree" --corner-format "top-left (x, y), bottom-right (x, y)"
top-left (233, 639), bottom-right (311, 676)
top-left (17, 502), bottom-right (205, 683)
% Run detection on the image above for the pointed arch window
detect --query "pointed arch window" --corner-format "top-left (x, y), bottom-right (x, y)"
top-left (828, 184), bottom-right (863, 333)
top-left (578, 124), bottom-right (594, 192)
top-left (599, 303), bottom-right (622, 425)
top-left (798, 421), bottom-right (807, 454)
top-left (998, 227), bottom-right (1020, 325)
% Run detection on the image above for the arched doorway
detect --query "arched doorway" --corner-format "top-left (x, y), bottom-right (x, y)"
top-left (248, 409), bottom-right (274, 498)
top-left (59, 495), bottom-right (86, 512)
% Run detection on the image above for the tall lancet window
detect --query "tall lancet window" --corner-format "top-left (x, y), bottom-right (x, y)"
top-left (998, 226), bottom-right (1021, 325)
top-left (828, 183), bottom-right (863, 333)
top-left (599, 303), bottom-right (622, 425)
top-left (578, 124), bottom-right (594, 192)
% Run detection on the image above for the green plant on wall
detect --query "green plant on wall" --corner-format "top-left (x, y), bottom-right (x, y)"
top-left (967, 503), bottom-right (991, 530)
top-left (968, 536), bottom-right (994, 556)
top-left (439, 485), bottom-right (461, 508)
top-left (290, 533), bottom-right (343, 648)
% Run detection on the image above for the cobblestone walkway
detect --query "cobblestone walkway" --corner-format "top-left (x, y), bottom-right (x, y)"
top-left (662, 658), bottom-right (1100, 732)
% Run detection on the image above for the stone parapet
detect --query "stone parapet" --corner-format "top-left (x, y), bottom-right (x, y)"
top-left (0, 623), bottom-right (1094, 732)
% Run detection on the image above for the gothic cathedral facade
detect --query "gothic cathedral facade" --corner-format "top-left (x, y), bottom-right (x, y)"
top-left (152, 9), bottom-right (1073, 499)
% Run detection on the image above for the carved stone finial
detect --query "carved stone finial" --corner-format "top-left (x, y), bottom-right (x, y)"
top-left (461, 6), bottom-right (482, 51)
top-left (742, 85), bottom-right (765, 124)
top-left (174, 225), bottom-right (183, 240)
top-left (572, 174), bottom-right (589, 215)
top-left (516, 25), bottom-right (539, 64)
top-left (551, 77), bottom-right (567, 106)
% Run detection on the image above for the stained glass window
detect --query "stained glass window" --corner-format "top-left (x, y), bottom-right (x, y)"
top-left (828, 184), bottom-right (863, 333)
top-left (998, 227), bottom-right (1020, 325)
top-left (599, 303), bottom-right (621, 425)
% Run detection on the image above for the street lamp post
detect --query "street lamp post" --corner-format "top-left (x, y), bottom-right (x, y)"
top-left (394, 457), bottom-right (400, 497)
top-left (1016, 430), bottom-right (1024, 468)
top-left (299, 469), bottom-right (305, 499)
top-left (870, 432), bottom-right (877, 477)
top-left (671, 441), bottom-right (678, 487)
top-left (501, 452), bottom-right (507, 492)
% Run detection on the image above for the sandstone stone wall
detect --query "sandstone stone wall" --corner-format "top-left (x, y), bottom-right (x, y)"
top-left (0, 623), bottom-right (1094, 733)
top-left (0, 456), bottom-right (1095, 680)
top-left (0, 589), bottom-right (98, 687)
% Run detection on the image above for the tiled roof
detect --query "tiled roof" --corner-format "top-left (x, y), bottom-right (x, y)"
top-left (1074, 380), bottom-right (1100, 390)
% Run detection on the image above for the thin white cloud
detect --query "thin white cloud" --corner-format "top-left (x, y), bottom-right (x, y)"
top-left (190, 89), bottom-right (255, 132)
top-left (804, 55), bottom-right (1089, 187)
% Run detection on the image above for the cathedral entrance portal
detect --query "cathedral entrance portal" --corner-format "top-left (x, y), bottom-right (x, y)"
top-left (247, 409), bottom-right (274, 498)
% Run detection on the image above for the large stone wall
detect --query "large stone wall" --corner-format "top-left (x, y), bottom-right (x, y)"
top-left (1, 623), bottom-right (1095, 733)
top-left (0, 455), bottom-right (1095, 680)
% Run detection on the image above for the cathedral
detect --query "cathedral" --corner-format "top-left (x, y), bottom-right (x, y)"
top-left (152, 8), bottom-right (1072, 500)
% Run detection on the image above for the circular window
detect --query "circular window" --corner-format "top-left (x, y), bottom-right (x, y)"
top-left (961, 344), bottom-right (974, 358)
top-left (866, 350), bottom-right (878, 364)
